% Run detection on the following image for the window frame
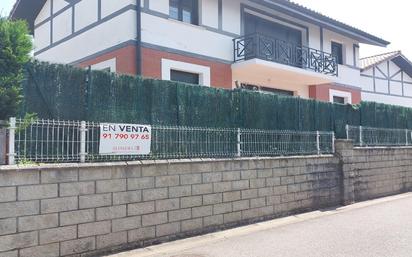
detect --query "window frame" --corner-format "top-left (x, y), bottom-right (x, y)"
top-left (90, 58), bottom-right (116, 72)
top-left (169, 0), bottom-right (199, 25)
top-left (329, 89), bottom-right (352, 104)
top-left (161, 59), bottom-right (211, 87)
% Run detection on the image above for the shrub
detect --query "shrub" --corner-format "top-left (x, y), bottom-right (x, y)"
top-left (0, 17), bottom-right (32, 120)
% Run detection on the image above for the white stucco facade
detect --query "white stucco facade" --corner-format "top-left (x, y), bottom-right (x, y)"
top-left (141, 0), bottom-right (361, 89)
top-left (34, 0), bottom-right (361, 65)
top-left (34, 0), bottom-right (139, 64)
top-left (27, 0), bottom-right (390, 104)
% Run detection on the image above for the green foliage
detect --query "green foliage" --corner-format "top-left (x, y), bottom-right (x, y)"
top-left (17, 158), bottom-right (38, 165)
top-left (0, 17), bottom-right (33, 120)
top-left (21, 61), bottom-right (412, 139)
top-left (15, 112), bottom-right (38, 132)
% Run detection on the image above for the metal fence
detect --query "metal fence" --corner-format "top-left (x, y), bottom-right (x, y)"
top-left (7, 118), bottom-right (335, 164)
top-left (346, 125), bottom-right (412, 147)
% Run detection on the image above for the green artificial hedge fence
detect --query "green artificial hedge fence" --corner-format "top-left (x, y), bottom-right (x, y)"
top-left (20, 61), bottom-right (412, 139)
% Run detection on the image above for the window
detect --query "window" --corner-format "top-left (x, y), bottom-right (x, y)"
top-left (169, 0), bottom-right (199, 25)
top-left (100, 68), bottom-right (111, 73)
top-left (90, 58), bottom-right (116, 73)
top-left (333, 96), bottom-right (345, 104)
top-left (162, 59), bottom-right (210, 86)
top-left (329, 89), bottom-right (352, 104)
top-left (241, 84), bottom-right (295, 96)
top-left (331, 42), bottom-right (343, 65)
top-left (170, 70), bottom-right (200, 84)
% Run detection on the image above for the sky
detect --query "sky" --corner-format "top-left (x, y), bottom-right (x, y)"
top-left (0, 0), bottom-right (14, 17)
top-left (292, 0), bottom-right (412, 58)
top-left (1, 0), bottom-right (411, 58)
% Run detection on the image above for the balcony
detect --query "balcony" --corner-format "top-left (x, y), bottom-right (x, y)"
top-left (233, 33), bottom-right (338, 76)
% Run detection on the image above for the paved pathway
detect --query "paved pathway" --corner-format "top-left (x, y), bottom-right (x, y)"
top-left (108, 193), bottom-right (412, 257)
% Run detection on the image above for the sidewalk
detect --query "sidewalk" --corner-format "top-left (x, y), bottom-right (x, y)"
top-left (107, 193), bottom-right (412, 257)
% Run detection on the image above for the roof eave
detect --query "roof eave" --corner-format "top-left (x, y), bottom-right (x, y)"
top-left (9, 0), bottom-right (391, 47)
top-left (255, 0), bottom-right (390, 47)
top-left (8, 0), bottom-right (47, 34)
top-left (393, 55), bottom-right (412, 78)
top-left (9, 0), bottom-right (19, 18)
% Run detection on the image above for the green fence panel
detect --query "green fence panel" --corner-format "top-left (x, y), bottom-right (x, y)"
top-left (237, 90), bottom-right (278, 129)
top-left (313, 100), bottom-right (333, 132)
top-left (331, 103), bottom-right (360, 138)
top-left (88, 71), bottom-right (115, 122)
top-left (20, 61), bottom-right (412, 139)
top-left (150, 79), bottom-right (179, 126)
top-left (23, 61), bottom-right (87, 120)
top-left (177, 84), bottom-right (233, 128)
top-left (360, 101), bottom-right (409, 129)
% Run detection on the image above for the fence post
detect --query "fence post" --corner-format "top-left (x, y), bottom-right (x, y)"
top-left (345, 124), bottom-right (349, 140)
top-left (406, 129), bottom-right (409, 146)
top-left (359, 126), bottom-right (363, 147)
top-left (332, 132), bottom-right (335, 153)
top-left (237, 128), bottom-right (241, 157)
top-left (316, 131), bottom-right (320, 155)
top-left (8, 117), bottom-right (16, 165)
top-left (80, 121), bottom-right (86, 163)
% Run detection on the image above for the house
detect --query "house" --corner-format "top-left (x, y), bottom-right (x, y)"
top-left (10, 0), bottom-right (390, 105)
top-left (360, 51), bottom-right (412, 108)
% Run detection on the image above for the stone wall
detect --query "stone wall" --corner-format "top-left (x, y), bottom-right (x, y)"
top-left (336, 140), bottom-right (412, 204)
top-left (0, 156), bottom-right (340, 257)
top-left (0, 140), bottom-right (411, 257)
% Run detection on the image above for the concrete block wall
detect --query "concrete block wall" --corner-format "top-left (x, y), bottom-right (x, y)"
top-left (0, 156), bottom-right (341, 257)
top-left (336, 140), bottom-right (412, 204)
top-left (1, 141), bottom-right (412, 257)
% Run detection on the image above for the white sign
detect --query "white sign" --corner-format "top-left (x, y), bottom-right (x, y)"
top-left (99, 123), bottom-right (151, 155)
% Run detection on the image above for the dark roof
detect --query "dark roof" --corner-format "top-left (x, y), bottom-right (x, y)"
top-left (360, 51), bottom-right (412, 78)
top-left (9, 0), bottom-right (47, 33)
top-left (10, 0), bottom-right (390, 46)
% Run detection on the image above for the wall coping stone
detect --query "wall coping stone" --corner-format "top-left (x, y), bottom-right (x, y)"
top-left (335, 139), bottom-right (412, 150)
top-left (0, 155), bottom-right (336, 172)
top-left (354, 146), bottom-right (412, 150)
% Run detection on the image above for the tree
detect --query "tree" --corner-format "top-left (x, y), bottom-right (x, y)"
top-left (0, 17), bottom-right (32, 120)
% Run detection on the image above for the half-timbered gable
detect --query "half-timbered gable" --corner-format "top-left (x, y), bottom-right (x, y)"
top-left (360, 51), bottom-right (412, 107)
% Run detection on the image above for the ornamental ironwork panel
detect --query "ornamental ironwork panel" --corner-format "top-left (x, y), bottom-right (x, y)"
top-left (233, 33), bottom-right (338, 76)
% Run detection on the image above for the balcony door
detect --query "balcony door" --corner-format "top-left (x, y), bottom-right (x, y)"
top-left (244, 13), bottom-right (302, 66)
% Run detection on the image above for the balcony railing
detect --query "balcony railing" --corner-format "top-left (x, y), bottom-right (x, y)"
top-left (233, 33), bottom-right (338, 76)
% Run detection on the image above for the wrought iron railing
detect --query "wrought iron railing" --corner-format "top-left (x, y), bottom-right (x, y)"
top-left (233, 33), bottom-right (338, 76)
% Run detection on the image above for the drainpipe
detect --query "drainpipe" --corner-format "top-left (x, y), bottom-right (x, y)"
top-left (136, 0), bottom-right (142, 76)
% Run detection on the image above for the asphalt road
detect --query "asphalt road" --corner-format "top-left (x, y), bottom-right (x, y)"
top-left (111, 193), bottom-right (412, 257)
